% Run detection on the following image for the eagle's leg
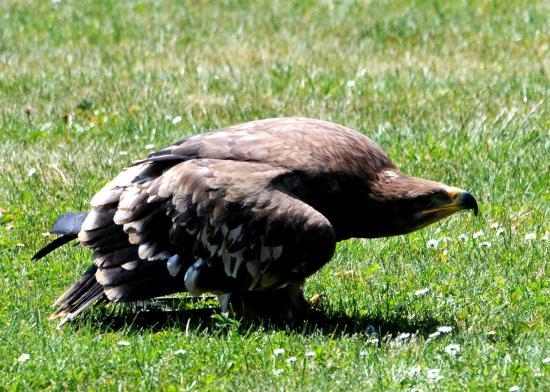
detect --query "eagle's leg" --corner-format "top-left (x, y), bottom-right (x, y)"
top-left (218, 281), bottom-right (310, 320)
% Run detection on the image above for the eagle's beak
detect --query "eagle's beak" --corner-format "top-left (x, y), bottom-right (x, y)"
top-left (422, 187), bottom-right (479, 216)
top-left (448, 187), bottom-right (478, 216)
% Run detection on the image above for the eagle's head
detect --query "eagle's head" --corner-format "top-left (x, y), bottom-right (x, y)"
top-left (356, 169), bottom-right (478, 238)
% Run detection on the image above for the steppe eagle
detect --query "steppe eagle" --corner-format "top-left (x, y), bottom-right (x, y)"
top-left (34, 117), bottom-right (478, 324)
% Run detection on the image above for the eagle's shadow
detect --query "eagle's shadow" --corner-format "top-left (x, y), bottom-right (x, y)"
top-left (81, 297), bottom-right (443, 339)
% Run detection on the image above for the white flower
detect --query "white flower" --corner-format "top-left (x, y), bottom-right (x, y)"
top-left (427, 239), bottom-right (439, 249)
top-left (172, 115), bottom-right (182, 125)
top-left (407, 365), bottom-right (421, 377)
top-left (473, 230), bottom-right (484, 239)
top-left (366, 336), bottom-right (379, 345)
top-left (427, 368), bottom-right (443, 382)
top-left (273, 348), bottom-right (285, 356)
top-left (119, 151), bottom-right (129, 156)
top-left (438, 326), bottom-right (453, 333)
top-left (415, 288), bottom-right (430, 296)
top-left (444, 343), bottom-right (461, 356)
top-left (543, 357), bottom-right (550, 364)
top-left (428, 331), bottom-right (441, 339)
top-left (28, 168), bottom-right (37, 177)
top-left (458, 233), bottom-right (469, 241)
top-left (305, 351), bottom-right (315, 357)
top-left (479, 241), bottom-right (492, 247)
top-left (40, 122), bottom-right (53, 131)
top-left (272, 368), bottom-right (283, 376)
top-left (509, 386), bottom-right (520, 392)
top-left (346, 80), bottom-right (356, 88)
top-left (490, 222), bottom-right (499, 229)
top-left (286, 356), bottom-right (297, 364)
top-left (496, 227), bottom-right (505, 236)
top-left (440, 236), bottom-right (450, 243)
top-left (396, 332), bottom-right (411, 341)
top-left (117, 341), bottom-right (131, 346)
top-left (17, 353), bottom-right (30, 363)
top-left (144, 144), bottom-right (155, 150)
top-left (174, 349), bottom-right (187, 355)
top-left (524, 233), bottom-right (536, 240)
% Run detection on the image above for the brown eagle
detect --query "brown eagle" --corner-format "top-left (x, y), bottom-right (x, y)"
top-left (34, 117), bottom-right (477, 324)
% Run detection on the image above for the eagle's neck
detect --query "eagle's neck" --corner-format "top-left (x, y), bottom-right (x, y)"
top-left (272, 171), bottom-right (377, 241)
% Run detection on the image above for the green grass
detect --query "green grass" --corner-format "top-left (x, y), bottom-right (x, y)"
top-left (0, 0), bottom-right (548, 390)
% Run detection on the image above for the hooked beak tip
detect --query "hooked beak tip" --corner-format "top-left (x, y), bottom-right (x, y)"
top-left (458, 190), bottom-right (478, 216)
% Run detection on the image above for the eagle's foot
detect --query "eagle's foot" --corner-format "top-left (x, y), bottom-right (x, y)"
top-left (218, 282), bottom-right (309, 320)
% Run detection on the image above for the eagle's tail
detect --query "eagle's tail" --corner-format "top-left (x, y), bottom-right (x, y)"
top-left (49, 264), bottom-right (105, 328)
top-left (33, 212), bottom-right (105, 327)
top-left (32, 212), bottom-right (88, 260)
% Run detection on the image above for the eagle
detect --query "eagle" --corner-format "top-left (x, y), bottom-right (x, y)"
top-left (34, 117), bottom-right (478, 324)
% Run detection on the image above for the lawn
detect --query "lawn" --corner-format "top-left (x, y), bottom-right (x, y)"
top-left (0, 0), bottom-right (548, 390)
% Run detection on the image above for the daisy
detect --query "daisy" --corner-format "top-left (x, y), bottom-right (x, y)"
top-left (396, 332), bottom-right (411, 341)
top-left (427, 368), bottom-right (443, 382)
top-left (17, 353), bottom-right (30, 363)
top-left (407, 365), bottom-right (421, 377)
top-left (415, 288), bottom-right (430, 296)
top-left (524, 233), bottom-right (536, 240)
top-left (427, 239), bottom-right (439, 249)
top-left (444, 344), bottom-right (460, 356)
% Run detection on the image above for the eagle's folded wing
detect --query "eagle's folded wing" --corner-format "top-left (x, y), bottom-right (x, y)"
top-left (53, 155), bottom-right (335, 321)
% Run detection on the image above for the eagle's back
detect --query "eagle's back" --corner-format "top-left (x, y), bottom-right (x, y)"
top-left (145, 117), bottom-right (393, 177)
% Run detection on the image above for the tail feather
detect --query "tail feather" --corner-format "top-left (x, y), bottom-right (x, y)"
top-left (52, 264), bottom-right (97, 307)
top-left (32, 235), bottom-right (76, 260)
top-left (51, 212), bottom-right (88, 235)
top-left (51, 264), bottom-right (105, 327)
top-left (33, 212), bottom-right (88, 260)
